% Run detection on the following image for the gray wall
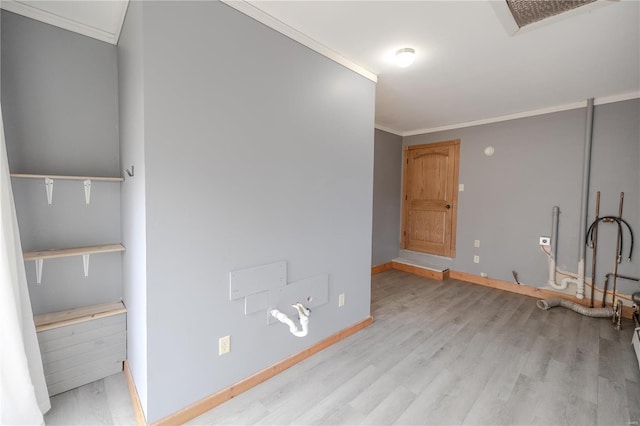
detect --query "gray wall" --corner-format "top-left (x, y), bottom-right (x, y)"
top-left (120, 2), bottom-right (375, 422)
top-left (401, 99), bottom-right (639, 295)
top-left (117, 0), bottom-right (148, 415)
top-left (372, 128), bottom-right (402, 266)
top-left (587, 99), bottom-right (640, 294)
top-left (1, 12), bottom-right (119, 176)
top-left (1, 11), bottom-right (122, 314)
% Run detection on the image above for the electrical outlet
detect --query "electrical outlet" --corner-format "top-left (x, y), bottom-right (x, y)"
top-left (473, 255), bottom-right (480, 264)
top-left (540, 236), bottom-right (551, 246)
top-left (338, 293), bottom-right (345, 307)
top-left (219, 335), bottom-right (230, 356)
top-left (474, 240), bottom-right (480, 248)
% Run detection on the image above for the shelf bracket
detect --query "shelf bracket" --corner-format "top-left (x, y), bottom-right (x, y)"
top-left (44, 178), bottom-right (54, 206)
top-left (84, 179), bottom-right (92, 205)
top-left (35, 259), bottom-right (43, 284)
top-left (82, 254), bottom-right (90, 277)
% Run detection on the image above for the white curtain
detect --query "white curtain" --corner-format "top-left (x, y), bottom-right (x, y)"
top-left (0, 104), bottom-right (50, 424)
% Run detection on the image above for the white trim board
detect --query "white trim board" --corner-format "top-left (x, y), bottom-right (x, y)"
top-left (392, 257), bottom-right (448, 273)
top-left (399, 91), bottom-right (640, 137)
top-left (0, 0), bottom-right (124, 45)
top-left (221, 0), bottom-right (377, 83)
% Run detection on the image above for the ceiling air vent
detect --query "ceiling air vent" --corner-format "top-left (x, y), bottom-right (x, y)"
top-left (506, 0), bottom-right (598, 28)
top-left (492, 0), bottom-right (613, 35)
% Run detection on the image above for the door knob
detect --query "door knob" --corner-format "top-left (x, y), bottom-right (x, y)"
top-left (445, 204), bottom-right (451, 209)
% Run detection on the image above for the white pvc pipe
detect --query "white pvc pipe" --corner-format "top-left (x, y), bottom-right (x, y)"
top-left (270, 303), bottom-right (310, 337)
top-left (562, 277), bottom-right (577, 290)
top-left (548, 206), bottom-right (563, 289)
top-left (577, 259), bottom-right (586, 299)
top-left (547, 262), bottom-right (569, 290)
top-left (548, 266), bottom-right (575, 290)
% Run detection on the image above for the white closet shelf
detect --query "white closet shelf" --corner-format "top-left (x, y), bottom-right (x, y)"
top-left (24, 243), bottom-right (125, 261)
top-left (10, 173), bottom-right (123, 182)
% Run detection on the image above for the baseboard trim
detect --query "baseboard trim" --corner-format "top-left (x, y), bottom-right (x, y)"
top-left (391, 261), bottom-right (449, 280)
top-left (152, 316), bottom-right (374, 426)
top-left (371, 262), bottom-right (393, 275)
top-left (124, 361), bottom-right (146, 426)
top-left (449, 270), bottom-right (634, 319)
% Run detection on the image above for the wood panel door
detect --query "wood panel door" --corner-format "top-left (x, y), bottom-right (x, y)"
top-left (401, 140), bottom-right (460, 257)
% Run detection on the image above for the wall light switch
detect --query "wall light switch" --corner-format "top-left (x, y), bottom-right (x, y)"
top-left (338, 293), bottom-right (345, 307)
top-left (459, 184), bottom-right (464, 192)
top-left (474, 240), bottom-right (480, 248)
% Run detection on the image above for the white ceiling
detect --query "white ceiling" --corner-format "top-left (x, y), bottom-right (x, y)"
top-left (247, 0), bottom-right (640, 134)
top-left (3, 0), bottom-right (639, 135)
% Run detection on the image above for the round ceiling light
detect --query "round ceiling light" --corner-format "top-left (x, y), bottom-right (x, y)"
top-left (395, 48), bottom-right (416, 68)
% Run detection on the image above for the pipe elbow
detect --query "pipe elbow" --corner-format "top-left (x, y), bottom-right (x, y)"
top-left (270, 309), bottom-right (287, 323)
top-left (548, 277), bottom-right (572, 290)
top-left (548, 280), bottom-right (566, 290)
top-left (270, 305), bottom-right (310, 338)
top-left (292, 302), bottom-right (310, 318)
top-left (291, 317), bottom-right (309, 337)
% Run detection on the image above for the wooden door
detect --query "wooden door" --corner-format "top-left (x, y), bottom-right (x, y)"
top-left (401, 140), bottom-right (460, 257)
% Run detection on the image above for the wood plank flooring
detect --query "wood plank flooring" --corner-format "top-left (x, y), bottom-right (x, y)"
top-left (45, 270), bottom-right (640, 425)
top-left (44, 368), bottom-right (135, 425)
top-left (192, 270), bottom-right (640, 425)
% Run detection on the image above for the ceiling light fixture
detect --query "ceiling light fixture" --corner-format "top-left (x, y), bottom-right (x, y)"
top-left (395, 48), bottom-right (416, 68)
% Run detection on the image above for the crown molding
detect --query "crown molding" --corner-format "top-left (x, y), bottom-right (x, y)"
top-left (593, 91), bottom-right (640, 106)
top-left (221, 0), bottom-right (377, 83)
top-left (113, 0), bottom-right (130, 45)
top-left (374, 124), bottom-right (403, 136)
top-left (403, 91), bottom-right (640, 137)
top-left (0, 0), bottom-right (125, 45)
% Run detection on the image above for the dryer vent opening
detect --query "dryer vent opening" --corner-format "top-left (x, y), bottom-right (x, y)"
top-left (506, 0), bottom-right (597, 28)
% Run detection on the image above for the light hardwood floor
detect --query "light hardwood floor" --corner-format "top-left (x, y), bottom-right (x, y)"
top-left (46, 270), bottom-right (640, 425)
top-left (44, 368), bottom-right (136, 425)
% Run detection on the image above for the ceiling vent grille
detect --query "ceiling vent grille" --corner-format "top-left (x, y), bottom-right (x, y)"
top-left (506, 0), bottom-right (598, 28)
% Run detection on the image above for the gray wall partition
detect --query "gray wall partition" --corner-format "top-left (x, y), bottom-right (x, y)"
top-left (119, 2), bottom-right (375, 422)
top-left (587, 99), bottom-right (639, 294)
top-left (1, 11), bottom-right (122, 314)
top-left (401, 99), bottom-right (639, 295)
top-left (1, 11), bottom-right (119, 176)
top-left (372, 129), bottom-right (402, 266)
top-left (117, 0), bottom-right (149, 415)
